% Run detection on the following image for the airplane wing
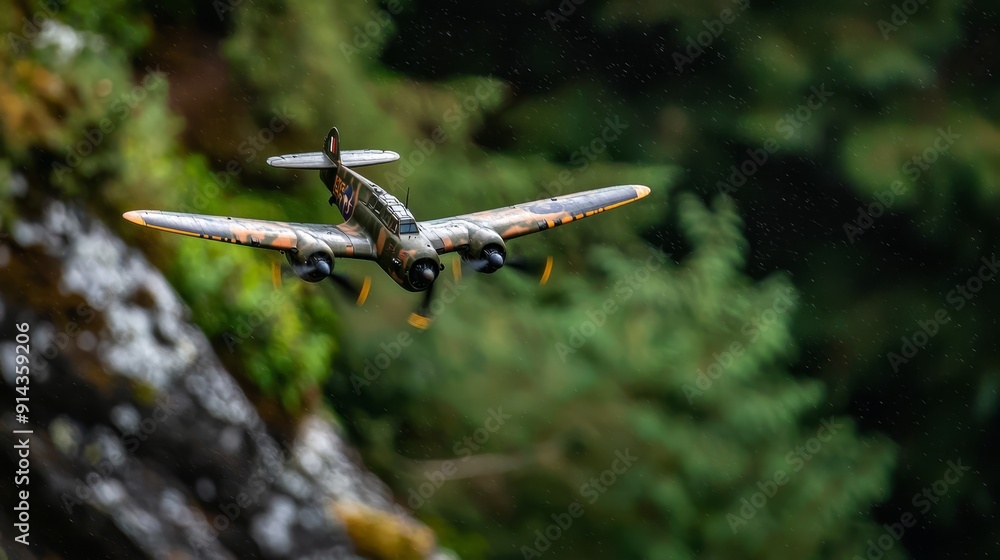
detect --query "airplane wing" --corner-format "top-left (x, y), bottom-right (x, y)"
top-left (419, 184), bottom-right (650, 254)
top-left (121, 210), bottom-right (376, 259)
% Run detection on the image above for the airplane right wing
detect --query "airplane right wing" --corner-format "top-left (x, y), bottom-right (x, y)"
top-left (419, 184), bottom-right (650, 254)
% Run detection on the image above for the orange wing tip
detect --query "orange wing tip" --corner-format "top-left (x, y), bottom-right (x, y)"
top-left (539, 256), bottom-right (554, 286)
top-left (407, 313), bottom-right (432, 330)
top-left (356, 276), bottom-right (372, 306)
top-left (122, 211), bottom-right (146, 227)
top-left (633, 185), bottom-right (651, 199)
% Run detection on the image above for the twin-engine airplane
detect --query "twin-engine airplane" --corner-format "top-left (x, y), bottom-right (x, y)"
top-left (123, 128), bottom-right (650, 328)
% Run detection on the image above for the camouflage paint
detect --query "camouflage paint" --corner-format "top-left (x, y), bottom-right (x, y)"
top-left (123, 129), bottom-right (650, 295)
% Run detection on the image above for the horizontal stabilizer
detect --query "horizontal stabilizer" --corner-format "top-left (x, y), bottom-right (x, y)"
top-left (267, 149), bottom-right (400, 170)
top-left (341, 149), bottom-right (401, 167)
top-left (267, 152), bottom-right (335, 169)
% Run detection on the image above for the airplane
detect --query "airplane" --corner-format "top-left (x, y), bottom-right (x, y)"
top-left (123, 127), bottom-right (650, 328)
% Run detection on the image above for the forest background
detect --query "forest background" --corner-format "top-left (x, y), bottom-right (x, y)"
top-left (1, 0), bottom-right (997, 558)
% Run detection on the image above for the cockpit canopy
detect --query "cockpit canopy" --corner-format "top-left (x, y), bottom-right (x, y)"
top-left (365, 185), bottom-right (418, 234)
top-left (399, 220), bottom-right (418, 234)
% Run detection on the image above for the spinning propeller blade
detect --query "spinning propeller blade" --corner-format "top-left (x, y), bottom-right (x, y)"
top-left (407, 281), bottom-right (435, 330)
top-left (456, 253), bottom-right (554, 286)
top-left (507, 255), bottom-right (554, 286)
top-left (272, 256), bottom-right (370, 306)
top-left (272, 258), bottom-right (283, 289)
top-left (328, 272), bottom-right (372, 306)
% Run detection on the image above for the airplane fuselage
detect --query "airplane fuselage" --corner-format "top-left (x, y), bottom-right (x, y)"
top-left (321, 165), bottom-right (441, 292)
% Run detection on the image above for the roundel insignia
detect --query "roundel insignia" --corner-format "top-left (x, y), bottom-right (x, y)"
top-left (527, 201), bottom-right (565, 215)
top-left (340, 182), bottom-right (355, 219)
top-left (332, 175), bottom-right (357, 220)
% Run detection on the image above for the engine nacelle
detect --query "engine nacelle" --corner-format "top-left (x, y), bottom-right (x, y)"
top-left (463, 230), bottom-right (506, 274)
top-left (406, 257), bottom-right (440, 291)
top-left (286, 249), bottom-right (334, 283)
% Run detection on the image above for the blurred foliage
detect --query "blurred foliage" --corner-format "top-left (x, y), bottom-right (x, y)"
top-left (1, 0), bottom-right (997, 558)
top-left (328, 195), bottom-right (896, 558)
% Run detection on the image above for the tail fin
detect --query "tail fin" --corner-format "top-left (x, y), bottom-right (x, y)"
top-left (324, 127), bottom-right (341, 165)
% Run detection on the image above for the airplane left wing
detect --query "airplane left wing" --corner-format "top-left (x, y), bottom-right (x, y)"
top-left (122, 210), bottom-right (376, 259)
top-left (420, 184), bottom-right (650, 254)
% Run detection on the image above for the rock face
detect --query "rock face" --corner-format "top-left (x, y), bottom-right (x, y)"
top-left (0, 200), bottom-right (438, 559)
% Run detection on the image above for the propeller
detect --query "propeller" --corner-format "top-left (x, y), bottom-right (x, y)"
top-left (507, 255), bottom-right (554, 286)
top-left (271, 255), bottom-right (370, 306)
top-left (455, 253), bottom-right (554, 286)
top-left (410, 252), bottom-right (554, 331)
top-left (407, 260), bottom-right (439, 330)
top-left (328, 271), bottom-right (372, 306)
top-left (407, 281), bottom-right (435, 330)
top-left (462, 246), bottom-right (506, 274)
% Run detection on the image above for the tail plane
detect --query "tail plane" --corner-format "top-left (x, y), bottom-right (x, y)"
top-left (266, 127), bottom-right (399, 170)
